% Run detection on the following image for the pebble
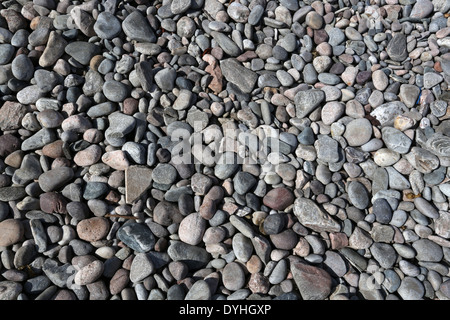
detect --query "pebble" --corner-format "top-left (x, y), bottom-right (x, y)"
top-left (0, 0), bottom-right (447, 303)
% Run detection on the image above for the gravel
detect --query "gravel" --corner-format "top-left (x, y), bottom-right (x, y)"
top-left (0, 0), bottom-right (449, 303)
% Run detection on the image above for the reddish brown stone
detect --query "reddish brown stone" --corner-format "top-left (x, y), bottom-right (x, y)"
top-left (109, 268), bottom-right (130, 295)
top-left (76, 217), bottom-right (110, 242)
top-left (248, 272), bottom-right (270, 294)
top-left (123, 98), bottom-right (138, 115)
top-left (0, 134), bottom-right (21, 157)
top-left (263, 187), bottom-right (295, 211)
top-left (40, 192), bottom-right (68, 214)
top-left (42, 140), bottom-right (64, 159)
top-left (0, 102), bottom-right (27, 131)
top-left (329, 232), bottom-right (349, 250)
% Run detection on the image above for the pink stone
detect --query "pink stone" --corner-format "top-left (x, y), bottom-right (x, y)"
top-left (101, 150), bottom-right (130, 170)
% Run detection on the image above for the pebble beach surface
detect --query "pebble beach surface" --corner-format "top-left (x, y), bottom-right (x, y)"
top-left (0, 0), bottom-right (449, 301)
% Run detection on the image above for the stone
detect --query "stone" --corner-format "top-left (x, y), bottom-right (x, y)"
top-left (76, 217), bottom-right (110, 242)
top-left (344, 118), bottom-right (373, 147)
top-left (410, 0), bottom-right (434, 18)
top-left (293, 198), bottom-right (341, 233)
top-left (386, 34), bottom-right (408, 62)
top-left (0, 102), bottom-right (27, 131)
top-left (263, 187), bottom-right (295, 211)
top-left (179, 213), bottom-right (206, 246)
top-left (0, 219), bottom-right (24, 247)
top-left (295, 89), bottom-right (325, 119)
top-left (122, 10), bottom-right (156, 43)
top-left (65, 41), bottom-right (100, 65)
top-left (347, 181), bottom-right (370, 209)
top-left (117, 222), bottom-right (156, 253)
top-left (125, 166), bottom-right (152, 204)
top-left (38, 167), bottom-right (74, 192)
top-left (220, 58), bottom-right (257, 93)
top-left (93, 12), bottom-right (121, 39)
top-left (291, 260), bottom-right (332, 300)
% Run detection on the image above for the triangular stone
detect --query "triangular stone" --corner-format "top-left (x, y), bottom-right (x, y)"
top-left (125, 165), bottom-right (152, 204)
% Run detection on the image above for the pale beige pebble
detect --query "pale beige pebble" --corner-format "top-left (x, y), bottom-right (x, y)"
top-left (76, 217), bottom-right (110, 242)
top-left (293, 237), bottom-right (310, 257)
top-left (0, 219), bottom-right (24, 246)
top-left (436, 27), bottom-right (450, 39)
top-left (372, 69), bottom-right (389, 91)
top-left (394, 158), bottom-right (415, 175)
top-left (101, 150), bottom-right (130, 170)
top-left (341, 66), bottom-right (359, 86)
top-left (83, 128), bottom-right (104, 143)
top-left (74, 260), bottom-right (104, 285)
top-left (394, 115), bottom-right (416, 131)
top-left (374, 148), bottom-right (400, 167)
top-left (74, 144), bottom-right (102, 167)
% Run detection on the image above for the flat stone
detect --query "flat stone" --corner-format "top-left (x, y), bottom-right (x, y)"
top-left (65, 41), bottom-right (100, 65)
top-left (397, 277), bottom-right (425, 300)
top-left (125, 166), bottom-right (152, 204)
top-left (410, 0), bottom-right (434, 18)
top-left (167, 241), bottom-right (211, 270)
top-left (178, 212), bottom-right (206, 246)
top-left (76, 217), bottom-right (110, 242)
top-left (344, 118), bottom-right (373, 147)
top-left (93, 11), bottom-right (121, 39)
top-left (381, 127), bottom-right (412, 154)
top-left (347, 181), bottom-right (370, 209)
top-left (414, 197), bottom-right (439, 219)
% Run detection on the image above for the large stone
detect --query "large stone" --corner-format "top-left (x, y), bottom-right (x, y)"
top-left (291, 259), bottom-right (332, 300)
top-left (220, 58), bottom-right (258, 94)
top-left (117, 222), bottom-right (156, 253)
top-left (294, 89), bottom-right (325, 119)
top-left (386, 33), bottom-right (408, 62)
top-left (293, 198), bottom-right (341, 233)
top-left (122, 10), bottom-right (156, 43)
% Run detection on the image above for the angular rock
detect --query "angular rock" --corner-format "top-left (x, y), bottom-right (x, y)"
top-left (293, 198), bottom-right (341, 233)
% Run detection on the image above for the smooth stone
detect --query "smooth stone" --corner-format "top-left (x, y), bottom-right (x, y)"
top-left (38, 167), bottom-right (74, 193)
top-left (397, 277), bottom-right (425, 300)
top-left (381, 127), bottom-right (412, 154)
top-left (263, 187), bottom-right (295, 211)
top-left (386, 34), bottom-right (408, 62)
top-left (65, 41), bottom-right (100, 65)
top-left (122, 10), bottom-right (156, 43)
top-left (0, 219), bottom-right (24, 246)
top-left (93, 12), bottom-right (121, 39)
top-left (412, 239), bottom-right (443, 262)
top-left (167, 241), bottom-right (211, 270)
top-left (344, 118), bottom-right (373, 147)
top-left (414, 197), bottom-right (440, 219)
top-left (348, 181), bottom-right (370, 209)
